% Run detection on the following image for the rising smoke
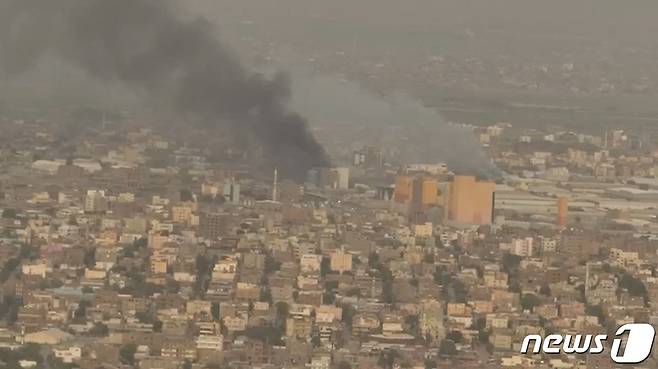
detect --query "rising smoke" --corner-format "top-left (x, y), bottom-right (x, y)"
top-left (0, 0), bottom-right (329, 178)
top-left (288, 71), bottom-right (500, 178)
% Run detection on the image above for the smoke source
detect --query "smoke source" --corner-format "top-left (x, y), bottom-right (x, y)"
top-left (0, 0), bottom-right (329, 178)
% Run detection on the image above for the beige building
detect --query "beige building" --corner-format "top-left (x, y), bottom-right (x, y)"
top-left (148, 232), bottom-right (170, 249)
top-left (445, 175), bottom-right (495, 225)
top-left (84, 268), bottom-right (107, 280)
top-left (609, 248), bottom-right (640, 267)
top-left (84, 189), bottom-right (108, 213)
top-left (286, 315), bottom-right (313, 338)
top-left (125, 217), bottom-right (148, 234)
top-left (150, 258), bottom-right (168, 275)
top-left (330, 248), bottom-right (352, 273)
top-left (352, 313), bottom-right (380, 336)
top-left (300, 254), bottom-right (322, 275)
top-left (235, 282), bottom-right (260, 301)
top-left (172, 204), bottom-right (194, 224)
top-left (419, 299), bottom-right (444, 342)
top-left (24, 328), bottom-right (73, 345)
top-left (186, 300), bottom-right (212, 318)
top-left (22, 262), bottom-right (48, 278)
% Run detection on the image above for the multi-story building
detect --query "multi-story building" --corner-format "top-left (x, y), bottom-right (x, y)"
top-left (445, 175), bottom-right (495, 225)
top-left (199, 212), bottom-right (232, 240)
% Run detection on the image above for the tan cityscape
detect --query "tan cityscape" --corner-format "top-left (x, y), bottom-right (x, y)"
top-left (1, 1), bottom-right (658, 369)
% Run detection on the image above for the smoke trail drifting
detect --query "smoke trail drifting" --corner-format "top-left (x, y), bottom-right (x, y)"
top-left (0, 0), bottom-right (329, 178)
top-left (288, 71), bottom-right (501, 178)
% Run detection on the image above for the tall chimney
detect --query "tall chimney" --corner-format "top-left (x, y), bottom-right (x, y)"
top-left (557, 197), bottom-right (568, 228)
top-left (272, 168), bottom-right (278, 202)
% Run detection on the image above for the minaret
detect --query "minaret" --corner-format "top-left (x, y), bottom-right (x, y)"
top-left (272, 168), bottom-right (278, 202)
top-left (585, 262), bottom-right (590, 298)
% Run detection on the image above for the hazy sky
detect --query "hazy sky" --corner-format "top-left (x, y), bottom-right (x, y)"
top-left (191, 0), bottom-right (658, 47)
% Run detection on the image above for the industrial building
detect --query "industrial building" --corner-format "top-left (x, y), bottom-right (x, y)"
top-left (393, 175), bottom-right (440, 224)
top-left (445, 175), bottom-right (496, 226)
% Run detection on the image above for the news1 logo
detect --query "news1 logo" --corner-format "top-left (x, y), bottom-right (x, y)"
top-left (520, 323), bottom-right (656, 364)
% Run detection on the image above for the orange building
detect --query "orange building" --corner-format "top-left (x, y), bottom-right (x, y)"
top-left (394, 176), bottom-right (414, 204)
top-left (557, 197), bottom-right (569, 228)
top-left (420, 180), bottom-right (439, 207)
top-left (446, 175), bottom-right (495, 225)
top-left (394, 175), bottom-right (440, 223)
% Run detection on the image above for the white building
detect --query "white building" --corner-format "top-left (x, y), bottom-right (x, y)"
top-left (510, 237), bottom-right (534, 257)
top-left (53, 346), bottom-right (82, 363)
top-left (84, 190), bottom-right (107, 213)
top-left (196, 335), bottom-right (223, 351)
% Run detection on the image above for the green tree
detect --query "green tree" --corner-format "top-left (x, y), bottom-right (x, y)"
top-left (311, 334), bottom-right (322, 347)
top-left (368, 252), bottom-right (380, 269)
top-left (264, 253), bottom-right (281, 274)
top-left (0, 344), bottom-right (44, 368)
top-left (451, 278), bottom-right (468, 303)
top-left (135, 310), bottom-right (154, 324)
top-left (260, 289), bottom-right (273, 303)
top-left (245, 326), bottom-right (284, 345)
top-left (320, 257), bottom-right (331, 277)
top-left (446, 330), bottom-right (463, 344)
top-left (166, 279), bottom-right (181, 293)
top-left (275, 301), bottom-right (289, 324)
top-left (521, 294), bottom-right (541, 312)
top-left (180, 189), bottom-right (194, 202)
top-left (119, 344), bottom-right (137, 365)
top-left (74, 300), bottom-right (89, 320)
top-left (345, 287), bottom-right (361, 297)
top-left (1, 208), bottom-right (17, 219)
top-left (337, 361), bottom-right (352, 369)
top-left (439, 339), bottom-right (457, 356)
top-left (211, 303), bottom-right (220, 320)
top-left (341, 303), bottom-right (357, 328)
top-left (619, 273), bottom-right (646, 297)
top-left (405, 315), bottom-right (419, 336)
top-left (81, 286), bottom-right (94, 294)
top-left (378, 349), bottom-right (400, 369)
top-left (502, 253), bottom-right (522, 274)
top-left (89, 322), bottom-right (109, 336)
top-left (84, 247), bottom-right (96, 268)
top-left (381, 267), bottom-right (395, 303)
top-left (322, 291), bottom-right (336, 304)
top-left (586, 304), bottom-right (605, 323)
top-left (423, 253), bottom-right (435, 263)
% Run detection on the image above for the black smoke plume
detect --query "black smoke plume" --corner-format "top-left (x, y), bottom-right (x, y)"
top-left (0, 0), bottom-right (329, 178)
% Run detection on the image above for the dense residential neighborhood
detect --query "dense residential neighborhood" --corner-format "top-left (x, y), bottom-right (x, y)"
top-left (0, 116), bottom-right (657, 369)
top-left (2, 2), bottom-right (658, 369)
